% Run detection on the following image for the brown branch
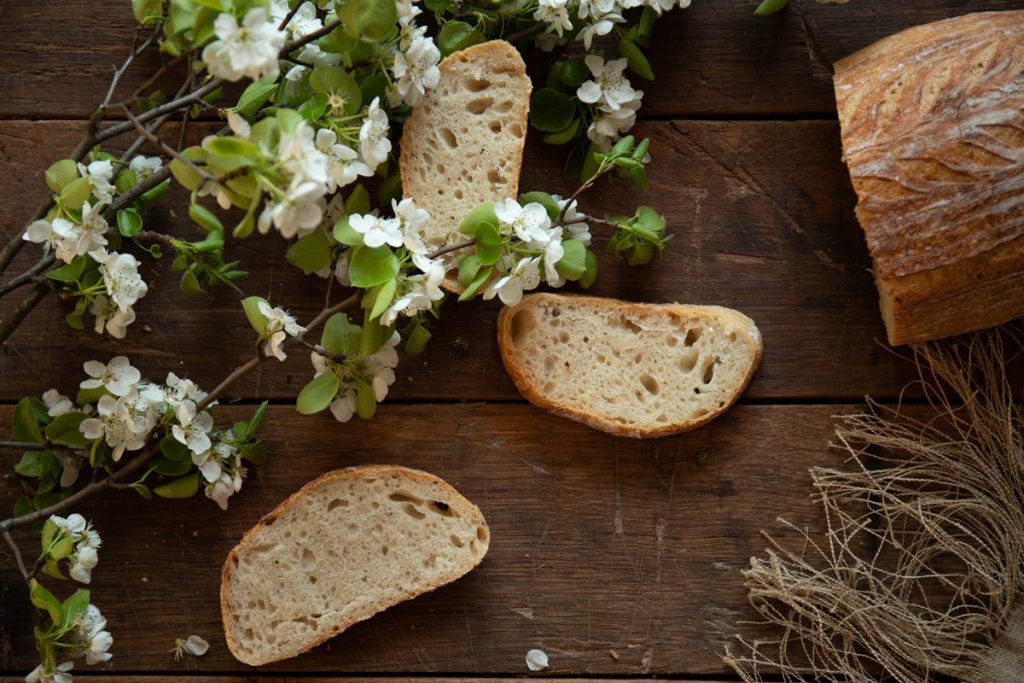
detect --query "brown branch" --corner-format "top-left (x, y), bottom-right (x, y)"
top-left (281, 18), bottom-right (342, 56)
top-left (277, 1), bottom-right (304, 30)
top-left (2, 530), bottom-right (30, 584)
top-left (428, 239), bottom-right (477, 260)
top-left (96, 77), bottom-right (225, 143)
top-left (0, 254), bottom-right (55, 299)
top-left (0, 281), bottom-right (52, 346)
top-left (122, 107), bottom-right (213, 181)
top-left (0, 441), bottom-right (54, 450)
top-left (503, 22), bottom-right (545, 44)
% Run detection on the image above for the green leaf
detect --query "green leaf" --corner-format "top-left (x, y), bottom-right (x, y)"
top-left (555, 239), bottom-right (587, 280)
top-left (42, 518), bottom-right (58, 551)
top-left (542, 117), bottom-right (580, 145)
top-left (332, 217), bottom-right (362, 246)
top-left (322, 313), bottom-right (362, 357)
top-left (358, 315), bottom-right (385, 357)
top-left (458, 202), bottom-right (498, 237)
top-left (377, 171), bottom-right (402, 207)
top-left (44, 412), bottom-right (90, 447)
top-left (458, 264), bottom-right (492, 301)
top-left (518, 191), bottom-right (559, 220)
top-left (132, 0), bottom-right (164, 22)
top-left (530, 89), bottom-right (576, 133)
top-left (297, 92), bottom-right (329, 121)
top-left (59, 176), bottom-right (91, 209)
top-left (637, 6), bottom-right (657, 40)
top-left (360, 72), bottom-right (389, 109)
top-left (62, 589), bottom-right (91, 628)
top-left (344, 184), bottom-right (371, 215)
top-left (180, 267), bottom-right (204, 295)
top-left (296, 372), bottom-right (340, 415)
top-left (152, 456), bottom-right (193, 477)
top-left (580, 248), bottom-right (598, 288)
top-left (29, 580), bottom-right (63, 625)
top-left (46, 256), bottom-right (88, 284)
top-left (242, 296), bottom-right (269, 334)
top-left (368, 278), bottom-right (397, 321)
top-left (276, 107), bottom-right (304, 134)
top-left (170, 157), bottom-right (203, 191)
top-left (15, 451), bottom-right (42, 478)
top-left (190, 0), bottom-right (227, 10)
top-left (45, 160), bottom-right (79, 193)
top-left (755, 0), bottom-right (789, 15)
top-left (619, 34), bottom-right (655, 81)
top-left (405, 323), bottom-right (431, 354)
top-left (188, 201), bottom-right (224, 233)
top-left (76, 385), bottom-right (106, 405)
top-left (475, 222), bottom-right (502, 266)
top-left (160, 432), bottom-right (192, 461)
top-left (130, 482), bottom-right (153, 500)
top-left (348, 246), bottom-right (399, 288)
top-left (338, 0), bottom-right (397, 43)
top-left (356, 380), bottom-right (377, 419)
top-left (557, 56), bottom-right (590, 88)
top-left (204, 136), bottom-right (260, 158)
top-left (233, 208), bottom-right (256, 239)
top-left (42, 559), bottom-right (65, 580)
top-left (286, 231), bottom-right (333, 272)
top-left (458, 254), bottom-right (482, 286)
top-left (50, 536), bottom-right (74, 560)
top-left (236, 439), bottom-right (266, 465)
top-left (309, 67), bottom-right (362, 114)
top-left (438, 20), bottom-right (486, 57)
top-left (154, 473), bottom-right (200, 499)
top-left (114, 169), bottom-right (138, 195)
top-left (235, 78), bottom-right (278, 117)
top-left (117, 208), bottom-right (143, 237)
top-left (13, 398), bottom-right (44, 443)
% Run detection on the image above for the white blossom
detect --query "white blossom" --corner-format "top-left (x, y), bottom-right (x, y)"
top-left (79, 395), bottom-right (143, 461)
top-left (42, 389), bottom-right (74, 417)
top-left (535, 0), bottom-right (573, 37)
top-left (576, 0), bottom-right (624, 48)
top-left (359, 97), bottom-right (391, 169)
top-left (23, 219), bottom-right (62, 255)
top-left (172, 401), bottom-right (214, 456)
top-left (393, 197), bottom-right (431, 254)
top-left (56, 452), bottom-right (82, 488)
top-left (25, 662), bottom-right (73, 683)
top-left (173, 634), bottom-right (210, 660)
top-left (483, 256), bottom-right (541, 306)
top-left (80, 357), bottom-right (140, 397)
top-left (553, 195), bottom-right (591, 245)
top-left (349, 213), bottom-right (403, 249)
top-left (202, 8), bottom-right (285, 81)
top-left (315, 128), bottom-right (371, 192)
top-left (128, 155), bottom-right (162, 178)
top-left (75, 605), bottom-right (112, 665)
top-left (93, 249), bottom-right (148, 312)
top-left (257, 300), bottom-right (306, 361)
top-left (69, 545), bottom-right (98, 584)
top-left (494, 199), bottom-right (555, 246)
top-left (77, 159), bottom-right (115, 204)
top-left (89, 295), bottom-right (135, 339)
top-left (279, 121), bottom-right (329, 186)
top-left (51, 513), bottom-right (87, 537)
top-left (526, 648), bottom-right (549, 672)
top-left (392, 35), bottom-right (441, 106)
top-left (258, 179), bottom-right (327, 240)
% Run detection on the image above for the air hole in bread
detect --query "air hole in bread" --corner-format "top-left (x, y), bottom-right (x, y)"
top-left (455, 189), bottom-right (463, 199)
top-left (327, 498), bottom-right (348, 511)
top-left (439, 127), bottom-right (458, 149)
top-left (301, 548), bottom-right (315, 570)
top-left (685, 328), bottom-right (703, 346)
top-left (489, 121), bottom-right (502, 134)
top-left (678, 348), bottom-right (698, 372)
top-left (703, 358), bottom-right (718, 384)
top-left (477, 526), bottom-right (488, 542)
top-left (248, 543), bottom-right (277, 555)
top-left (308, 575), bottom-right (317, 584)
top-left (430, 500), bottom-right (456, 517)
top-left (487, 169), bottom-right (506, 185)
top-left (510, 310), bottom-right (537, 347)
top-left (728, 331), bottom-right (737, 342)
top-left (494, 100), bottom-right (514, 113)
top-left (466, 97), bottom-right (493, 114)
top-left (402, 503), bottom-right (426, 520)
top-left (558, 331), bottom-right (569, 343)
top-left (656, 413), bottom-right (668, 423)
top-left (509, 123), bottom-right (524, 138)
top-left (614, 316), bottom-right (643, 334)
top-left (543, 381), bottom-right (556, 393)
top-left (639, 374), bottom-right (659, 395)
top-left (381, 545), bottom-right (389, 555)
top-left (450, 534), bottom-right (465, 548)
top-left (465, 76), bottom-right (491, 92)
top-left (469, 540), bottom-right (479, 555)
top-left (667, 335), bottom-right (678, 347)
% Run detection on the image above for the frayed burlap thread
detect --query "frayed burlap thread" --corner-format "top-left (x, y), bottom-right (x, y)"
top-left (723, 330), bottom-right (1024, 682)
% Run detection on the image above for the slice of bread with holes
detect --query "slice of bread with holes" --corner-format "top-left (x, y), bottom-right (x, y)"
top-left (221, 465), bottom-right (489, 666)
top-left (400, 40), bottom-right (531, 281)
top-left (497, 294), bottom-right (763, 438)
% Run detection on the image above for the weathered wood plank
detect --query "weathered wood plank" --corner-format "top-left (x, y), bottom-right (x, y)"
top-left (0, 403), bottom-right (847, 674)
top-left (1, 1), bottom-right (1022, 119)
top-left (0, 679), bottom-right (733, 682)
top-left (0, 119), bottom-right (930, 402)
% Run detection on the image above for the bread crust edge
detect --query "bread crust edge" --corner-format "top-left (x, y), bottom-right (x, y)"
top-left (496, 293), bottom-right (763, 439)
top-left (220, 464), bottom-right (490, 666)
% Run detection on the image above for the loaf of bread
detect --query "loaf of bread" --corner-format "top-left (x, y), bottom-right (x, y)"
top-left (400, 40), bottom-right (531, 265)
top-left (833, 11), bottom-right (1024, 345)
top-left (497, 294), bottom-right (762, 438)
top-left (220, 465), bottom-right (489, 665)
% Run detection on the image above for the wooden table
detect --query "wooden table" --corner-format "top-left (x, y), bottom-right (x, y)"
top-left (1, 1), bottom-right (1021, 680)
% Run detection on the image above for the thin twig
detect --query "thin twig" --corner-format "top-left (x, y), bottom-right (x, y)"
top-left (129, 50), bottom-right (191, 103)
top-left (0, 254), bottom-right (56, 299)
top-left (134, 230), bottom-right (176, 246)
top-left (277, 1), bottom-right (304, 30)
top-left (503, 22), bottom-right (545, 44)
top-left (281, 19), bottom-right (342, 56)
top-left (93, 22), bottom-right (163, 132)
top-left (123, 107), bottom-right (213, 181)
top-left (0, 281), bottom-right (53, 346)
top-left (0, 441), bottom-right (54, 451)
top-left (2, 530), bottom-right (30, 584)
top-left (96, 77), bottom-right (225, 143)
top-left (297, 337), bottom-right (347, 364)
top-left (428, 239), bottom-right (477, 260)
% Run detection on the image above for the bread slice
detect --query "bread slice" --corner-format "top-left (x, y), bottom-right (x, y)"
top-left (400, 40), bottom-right (531, 270)
top-left (220, 465), bottom-right (490, 666)
top-left (497, 294), bottom-right (763, 438)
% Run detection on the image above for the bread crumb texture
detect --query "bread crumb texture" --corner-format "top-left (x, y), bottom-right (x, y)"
top-left (400, 40), bottom-right (531, 250)
top-left (499, 294), bottom-right (763, 438)
top-left (221, 466), bottom-right (489, 665)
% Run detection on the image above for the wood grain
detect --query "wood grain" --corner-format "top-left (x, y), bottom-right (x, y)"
top-left (0, 403), bottom-right (849, 674)
top-left (2, 1), bottom-right (1023, 120)
top-left (0, 119), bottom-right (932, 403)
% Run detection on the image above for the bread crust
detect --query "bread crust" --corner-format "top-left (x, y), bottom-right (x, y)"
top-left (497, 293), bottom-right (763, 439)
top-left (220, 465), bottom-right (489, 666)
